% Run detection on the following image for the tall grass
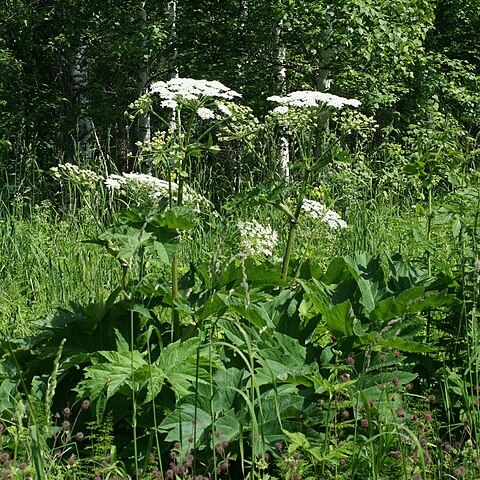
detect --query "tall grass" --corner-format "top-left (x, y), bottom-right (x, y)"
top-left (0, 200), bottom-right (119, 337)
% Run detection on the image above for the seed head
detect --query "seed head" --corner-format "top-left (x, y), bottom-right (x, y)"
top-left (81, 399), bottom-right (91, 410)
top-left (63, 407), bottom-right (71, 417)
top-left (453, 465), bottom-right (466, 477)
top-left (176, 465), bottom-right (185, 477)
top-left (219, 460), bottom-right (229, 472)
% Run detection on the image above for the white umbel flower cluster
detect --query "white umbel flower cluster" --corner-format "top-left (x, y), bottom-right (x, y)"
top-left (196, 107), bottom-right (216, 120)
top-left (151, 78), bottom-right (241, 106)
top-left (50, 163), bottom-right (102, 189)
top-left (106, 173), bottom-right (171, 199)
top-left (216, 103), bottom-right (232, 117)
top-left (238, 220), bottom-right (278, 258)
top-left (105, 172), bottom-right (211, 211)
top-left (268, 91), bottom-right (361, 110)
top-left (302, 199), bottom-right (348, 230)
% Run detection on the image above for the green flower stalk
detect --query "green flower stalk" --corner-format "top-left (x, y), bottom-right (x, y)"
top-left (148, 78), bottom-right (256, 339)
top-left (267, 90), bottom-right (361, 282)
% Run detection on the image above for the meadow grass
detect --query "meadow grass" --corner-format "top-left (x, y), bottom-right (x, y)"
top-left (1, 132), bottom-right (480, 478)
top-left (0, 199), bottom-right (119, 337)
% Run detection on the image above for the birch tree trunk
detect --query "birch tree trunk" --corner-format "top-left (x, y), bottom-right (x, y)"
top-left (276, 18), bottom-right (290, 181)
top-left (314, 12), bottom-right (333, 165)
top-left (168, 0), bottom-right (179, 79)
top-left (136, 1), bottom-right (151, 149)
top-left (316, 11), bottom-right (333, 93)
top-left (71, 42), bottom-right (92, 159)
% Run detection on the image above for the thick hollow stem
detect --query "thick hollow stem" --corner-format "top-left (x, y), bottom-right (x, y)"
top-left (171, 153), bottom-right (187, 340)
top-left (281, 172), bottom-right (310, 283)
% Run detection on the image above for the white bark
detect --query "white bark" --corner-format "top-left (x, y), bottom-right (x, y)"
top-left (277, 18), bottom-right (290, 181)
top-left (168, 0), bottom-right (179, 135)
top-left (316, 15), bottom-right (333, 92)
top-left (71, 43), bottom-right (92, 158)
top-left (168, 0), bottom-right (179, 79)
top-left (137, 1), bottom-right (151, 146)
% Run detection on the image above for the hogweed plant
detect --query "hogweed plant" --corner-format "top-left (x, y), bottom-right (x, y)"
top-left (265, 90), bottom-right (360, 282)
top-left (127, 77), bottom-right (260, 339)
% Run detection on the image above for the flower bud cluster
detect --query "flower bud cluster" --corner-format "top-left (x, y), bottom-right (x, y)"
top-left (302, 199), bottom-right (347, 230)
top-left (238, 220), bottom-right (278, 258)
top-left (50, 163), bottom-right (102, 190)
top-left (105, 172), bottom-right (211, 212)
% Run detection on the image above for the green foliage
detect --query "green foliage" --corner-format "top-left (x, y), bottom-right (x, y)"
top-left (2, 2), bottom-right (480, 478)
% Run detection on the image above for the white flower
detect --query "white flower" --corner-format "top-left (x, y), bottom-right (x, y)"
top-left (302, 199), bottom-right (348, 229)
top-left (151, 78), bottom-right (241, 102)
top-left (105, 177), bottom-right (121, 190)
top-left (197, 107), bottom-right (215, 120)
top-left (267, 91), bottom-right (361, 110)
top-left (104, 172), bottom-right (212, 211)
top-left (238, 220), bottom-right (278, 258)
top-left (160, 99), bottom-right (178, 109)
top-left (217, 103), bottom-right (232, 116)
top-left (272, 105), bottom-right (289, 115)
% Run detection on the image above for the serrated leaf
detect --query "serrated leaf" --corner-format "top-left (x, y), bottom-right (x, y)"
top-left (324, 301), bottom-right (355, 337)
top-left (159, 403), bottom-right (212, 448)
top-left (376, 337), bottom-right (435, 353)
top-left (78, 350), bottom-right (147, 401)
top-left (146, 338), bottom-right (211, 402)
